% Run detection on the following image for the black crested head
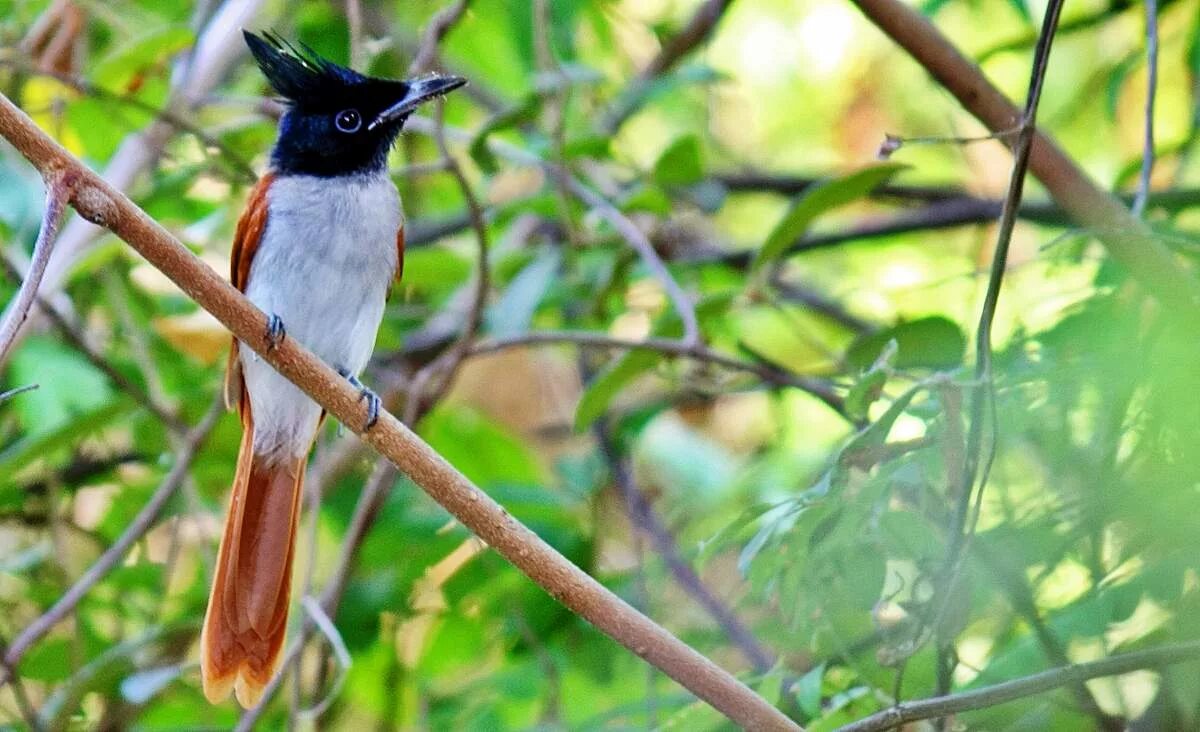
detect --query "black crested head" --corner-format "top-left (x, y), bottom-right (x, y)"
top-left (244, 31), bottom-right (466, 178)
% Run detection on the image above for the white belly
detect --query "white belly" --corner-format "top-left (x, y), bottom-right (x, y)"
top-left (240, 173), bottom-right (400, 457)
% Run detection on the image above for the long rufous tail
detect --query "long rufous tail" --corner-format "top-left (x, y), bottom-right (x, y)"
top-left (201, 409), bottom-right (306, 708)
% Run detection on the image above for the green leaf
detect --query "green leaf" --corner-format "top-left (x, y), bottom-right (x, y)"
top-left (653, 134), bottom-right (703, 186)
top-left (8, 336), bottom-right (115, 437)
top-left (845, 316), bottom-right (966, 371)
top-left (19, 638), bottom-right (72, 681)
top-left (486, 250), bottom-right (560, 337)
top-left (573, 348), bottom-right (660, 432)
top-left (795, 663), bottom-right (826, 717)
top-left (754, 162), bottom-right (907, 270)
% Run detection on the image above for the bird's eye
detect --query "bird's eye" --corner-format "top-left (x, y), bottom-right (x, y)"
top-left (334, 109), bottom-right (362, 133)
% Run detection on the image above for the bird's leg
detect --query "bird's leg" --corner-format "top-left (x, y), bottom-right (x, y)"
top-left (337, 367), bottom-right (381, 431)
top-left (265, 313), bottom-right (286, 350)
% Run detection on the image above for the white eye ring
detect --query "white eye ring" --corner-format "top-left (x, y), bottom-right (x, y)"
top-left (334, 109), bottom-right (362, 133)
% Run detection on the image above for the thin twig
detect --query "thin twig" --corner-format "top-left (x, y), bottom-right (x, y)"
top-left (0, 60), bottom-right (257, 183)
top-left (556, 171), bottom-right (701, 348)
top-left (471, 330), bottom-right (844, 415)
top-left (945, 0), bottom-right (1064, 585)
top-left (603, 0), bottom-right (735, 132)
top-left (934, 0), bottom-right (1067, 722)
top-left (402, 100), bottom-right (490, 425)
top-left (0, 171), bottom-right (71, 366)
top-left (1132, 0), bottom-right (1158, 217)
top-left (596, 422), bottom-right (775, 673)
top-left (0, 397), bottom-right (222, 687)
top-left (407, 0), bottom-right (471, 75)
top-left (838, 640), bottom-right (1200, 732)
top-left (0, 383), bottom-right (38, 404)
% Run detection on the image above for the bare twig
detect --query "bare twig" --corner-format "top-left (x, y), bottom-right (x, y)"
top-left (408, 0), bottom-right (471, 75)
top-left (0, 92), bottom-right (796, 732)
top-left (471, 330), bottom-right (844, 415)
top-left (848, 0), bottom-right (1200, 318)
top-left (945, 0), bottom-right (1064, 567)
top-left (1132, 0), bottom-right (1159, 217)
top-left (402, 101), bottom-right (490, 425)
top-left (838, 640), bottom-right (1200, 732)
top-left (596, 422), bottom-right (775, 673)
top-left (603, 0), bottom-right (735, 132)
top-left (556, 172), bottom-right (701, 348)
top-left (0, 172), bottom-right (71, 366)
top-left (0, 383), bottom-right (38, 404)
top-left (0, 397), bottom-right (222, 687)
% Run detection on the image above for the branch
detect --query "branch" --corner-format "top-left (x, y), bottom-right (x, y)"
top-left (0, 93), bottom-right (797, 732)
top-left (471, 330), bottom-right (844, 416)
top-left (0, 172), bottom-right (70, 366)
top-left (848, 0), bottom-right (1200, 319)
top-left (596, 422), bottom-right (775, 673)
top-left (837, 640), bottom-right (1200, 732)
top-left (0, 398), bottom-right (221, 686)
top-left (1132, 0), bottom-right (1159, 217)
top-left (603, 0), bottom-right (736, 132)
top-left (554, 171), bottom-right (702, 348)
top-left (407, 0), bottom-right (471, 74)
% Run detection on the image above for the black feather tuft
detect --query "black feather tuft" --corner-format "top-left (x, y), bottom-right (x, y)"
top-left (243, 30), bottom-right (366, 104)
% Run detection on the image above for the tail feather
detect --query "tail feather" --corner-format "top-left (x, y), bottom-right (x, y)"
top-left (201, 411), bottom-right (306, 708)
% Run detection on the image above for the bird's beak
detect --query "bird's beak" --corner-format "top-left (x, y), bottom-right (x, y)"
top-left (368, 76), bottom-right (468, 130)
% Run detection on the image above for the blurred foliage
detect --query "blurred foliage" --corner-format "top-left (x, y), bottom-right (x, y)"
top-left (2, 0), bottom-right (1200, 729)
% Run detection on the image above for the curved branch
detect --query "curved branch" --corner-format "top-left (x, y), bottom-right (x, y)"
top-left (0, 93), bottom-right (797, 732)
top-left (838, 640), bottom-right (1200, 732)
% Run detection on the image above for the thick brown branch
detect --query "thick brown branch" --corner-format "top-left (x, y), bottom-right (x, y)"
top-left (838, 640), bottom-right (1200, 732)
top-left (0, 92), bottom-right (797, 732)
top-left (849, 0), bottom-right (1200, 318)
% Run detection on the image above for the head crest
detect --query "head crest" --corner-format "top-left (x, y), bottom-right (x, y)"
top-left (243, 30), bottom-right (366, 102)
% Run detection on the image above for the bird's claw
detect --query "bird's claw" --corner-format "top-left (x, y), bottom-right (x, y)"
top-left (265, 313), bottom-right (286, 350)
top-left (338, 368), bottom-right (381, 431)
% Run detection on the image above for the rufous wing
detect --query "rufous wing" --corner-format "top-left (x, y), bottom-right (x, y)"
top-left (223, 173), bottom-right (275, 411)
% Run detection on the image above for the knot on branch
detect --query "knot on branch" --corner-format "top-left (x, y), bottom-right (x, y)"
top-left (72, 184), bottom-right (118, 227)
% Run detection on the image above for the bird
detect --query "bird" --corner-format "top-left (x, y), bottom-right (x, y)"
top-left (200, 30), bottom-right (465, 708)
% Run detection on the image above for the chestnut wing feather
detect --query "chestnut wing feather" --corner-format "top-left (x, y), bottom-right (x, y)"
top-left (223, 173), bottom-right (275, 411)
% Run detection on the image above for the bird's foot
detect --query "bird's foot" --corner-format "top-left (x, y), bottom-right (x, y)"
top-left (265, 313), bottom-right (286, 350)
top-left (338, 368), bottom-right (381, 431)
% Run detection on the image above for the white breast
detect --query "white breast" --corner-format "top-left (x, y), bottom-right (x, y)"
top-left (241, 173), bottom-right (401, 458)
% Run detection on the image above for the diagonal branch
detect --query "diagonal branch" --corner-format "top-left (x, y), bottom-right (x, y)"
top-left (848, 0), bottom-right (1200, 319)
top-left (0, 92), bottom-right (797, 732)
top-left (0, 171), bottom-right (71, 367)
